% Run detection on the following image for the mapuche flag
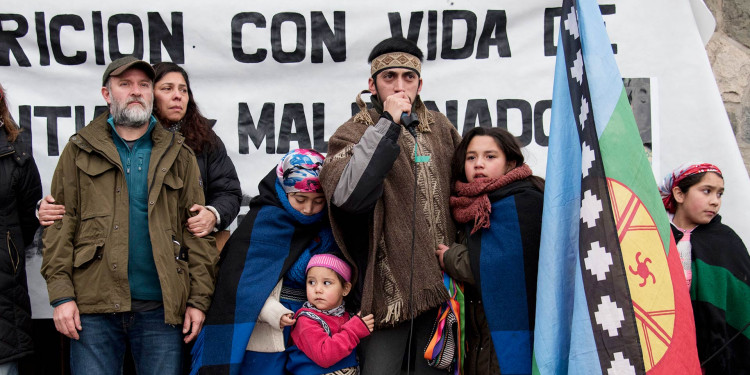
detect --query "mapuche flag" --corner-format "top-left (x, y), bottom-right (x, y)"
top-left (532, 0), bottom-right (701, 373)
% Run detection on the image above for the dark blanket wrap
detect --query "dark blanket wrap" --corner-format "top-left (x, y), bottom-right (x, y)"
top-left (465, 180), bottom-right (542, 375)
top-left (673, 215), bottom-right (750, 374)
top-left (191, 169), bottom-right (330, 375)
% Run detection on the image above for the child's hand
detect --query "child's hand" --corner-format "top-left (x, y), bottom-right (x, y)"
top-left (280, 313), bottom-right (296, 329)
top-left (358, 312), bottom-right (375, 332)
top-left (435, 244), bottom-right (449, 269)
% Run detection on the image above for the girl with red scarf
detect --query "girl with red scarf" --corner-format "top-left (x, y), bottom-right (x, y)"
top-left (658, 163), bottom-right (750, 374)
top-left (435, 127), bottom-right (544, 375)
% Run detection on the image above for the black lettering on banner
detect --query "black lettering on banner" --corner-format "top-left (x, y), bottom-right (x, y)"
top-left (50, 14), bottom-right (86, 65)
top-left (93, 11), bottom-right (105, 64)
top-left (476, 10), bottom-right (511, 59)
top-left (543, 8), bottom-right (561, 57)
top-left (238, 102), bottom-right (275, 154)
top-left (441, 10), bottom-right (477, 60)
top-left (35, 106), bottom-right (71, 156)
top-left (388, 12), bottom-right (423, 44)
top-left (232, 12), bottom-right (267, 63)
top-left (534, 100), bottom-right (552, 146)
top-left (350, 101), bottom-right (373, 117)
top-left (428, 11), bottom-right (438, 60)
top-left (311, 11), bottom-right (345, 63)
top-left (93, 105), bottom-right (108, 119)
top-left (599, 5), bottom-right (617, 53)
top-left (16, 105), bottom-right (140, 155)
top-left (544, 5), bottom-right (617, 57)
top-left (75, 106), bottom-right (85, 131)
top-left (389, 10), bottom-right (509, 60)
top-left (463, 99), bottom-right (492, 135)
top-left (148, 12), bottom-right (184, 63)
top-left (445, 100), bottom-right (458, 130)
top-left (271, 12), bottom-right (305, 63)
top-left (108, 14), bottom-right (144, 60)
top-left (0, 13), bottom-right (32, 66)
top-left (277, 103), bottom-right (312, 154)
top-left (35, 12), bottom-right (50, 66)
top-left (497, 99), bottom-right (532, 147)
top-left (423, 100), bottom-right (459, 129)
top-left (18, 106), bottom-right (32, 145)
top-left (312, 103), bottom-right (328, 152)
top-left (355, 98), bottom-right (550, 146)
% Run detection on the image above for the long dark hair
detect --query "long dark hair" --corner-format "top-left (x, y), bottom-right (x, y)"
top-left (0, 83), bottom-right (20, 142)
top-left (152, 62), bottom-right (215, 153)
top-left (451, 127), bottom-right (545, 192)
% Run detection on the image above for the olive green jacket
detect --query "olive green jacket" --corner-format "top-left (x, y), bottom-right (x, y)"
top-left (42, 112), bottom-right (218, 324)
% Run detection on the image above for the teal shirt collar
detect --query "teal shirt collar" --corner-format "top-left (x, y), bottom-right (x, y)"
top-left (107, 115), bottom-right (157, 149)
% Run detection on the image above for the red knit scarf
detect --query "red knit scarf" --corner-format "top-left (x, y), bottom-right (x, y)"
top-left (451, 164), bottom-right (533, 234)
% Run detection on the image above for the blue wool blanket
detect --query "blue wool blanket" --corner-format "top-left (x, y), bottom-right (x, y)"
top-left (465, 180), bottom-right (542, 375)
top-left (191, 169), bottom-right (336, 375)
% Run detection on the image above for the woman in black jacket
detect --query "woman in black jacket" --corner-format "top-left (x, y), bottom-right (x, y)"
top-left (150, 63), bottom-right (242, 375)
top-left (0, 83), bottom-right (43, 374)
top-left (150, 62), bottom-right (242, 240)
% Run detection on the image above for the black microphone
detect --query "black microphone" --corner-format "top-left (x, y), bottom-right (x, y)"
top-left (401, 112), bottom-right (419, 138)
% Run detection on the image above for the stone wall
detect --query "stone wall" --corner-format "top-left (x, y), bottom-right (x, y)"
top-left (704, 0), bottom-right (750, 172)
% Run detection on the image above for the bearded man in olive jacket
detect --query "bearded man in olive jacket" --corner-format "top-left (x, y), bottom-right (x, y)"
top-left (41, 56), bottom-right (218, 375)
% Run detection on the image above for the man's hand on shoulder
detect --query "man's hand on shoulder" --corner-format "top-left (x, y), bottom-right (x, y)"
top-left (183, 306), bottom-right (206, 343)
top-left (53, 300), bottom-right (81, 340)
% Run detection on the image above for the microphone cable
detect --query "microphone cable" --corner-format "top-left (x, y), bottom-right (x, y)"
top-left (402, 112), bottom-right (419, 375)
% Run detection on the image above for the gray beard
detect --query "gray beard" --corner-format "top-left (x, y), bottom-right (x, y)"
top-left (110, 98), bottom-right (152, 128)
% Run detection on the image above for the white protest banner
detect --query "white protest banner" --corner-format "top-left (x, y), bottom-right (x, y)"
top-left (3, 0), bottom-right (748, 318)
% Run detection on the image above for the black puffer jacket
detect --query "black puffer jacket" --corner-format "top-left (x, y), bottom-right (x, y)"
top-left (0, 128), bottom-right (42, 364)
top-left (196, 135), bottom-right (242, 231)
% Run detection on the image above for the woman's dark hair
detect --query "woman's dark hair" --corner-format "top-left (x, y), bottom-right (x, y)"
top-left (152, 62), bottom-right (215, 153)
top-left (451, 127), bottom-right (545, 192)
top-left (0, 83), bottom-right (20, 142)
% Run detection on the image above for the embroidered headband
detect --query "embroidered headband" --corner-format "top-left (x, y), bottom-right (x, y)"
top-left (370, 52), bottom-right (422, 78)
top-left (276, 149), bottom-right (325, 194)
top-left (306, 254), bottom-right (352, 283)
top-left (658, 162), bottom-right (723, 213)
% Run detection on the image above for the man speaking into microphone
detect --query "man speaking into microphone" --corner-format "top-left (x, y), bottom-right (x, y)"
top-left (320, 37), bottom-right (462, 374)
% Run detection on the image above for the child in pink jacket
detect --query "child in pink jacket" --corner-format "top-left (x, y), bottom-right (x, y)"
top-left (288, 254), bottom-right (374, 374)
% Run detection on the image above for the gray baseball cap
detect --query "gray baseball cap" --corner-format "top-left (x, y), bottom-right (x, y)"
top-left (102, 56), bottom-right (155, 86)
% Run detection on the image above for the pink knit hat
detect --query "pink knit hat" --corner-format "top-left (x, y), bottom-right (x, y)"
top-left (306, 254), bottom-right (352, 283)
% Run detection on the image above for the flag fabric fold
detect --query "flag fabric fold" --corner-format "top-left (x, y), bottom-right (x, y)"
top-left (532, 0), bottom-right (701, 374)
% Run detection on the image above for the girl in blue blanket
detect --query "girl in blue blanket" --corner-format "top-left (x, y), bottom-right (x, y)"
top-left (191, 149), bottom-right (351, 375)
top-left (435, 127), bottom-right (544, 375)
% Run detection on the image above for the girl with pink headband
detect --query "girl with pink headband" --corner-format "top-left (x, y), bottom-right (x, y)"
top-left (287, 254), bottom-right (374, 374)
top-left (658, 162), bottom-right (750, 373)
